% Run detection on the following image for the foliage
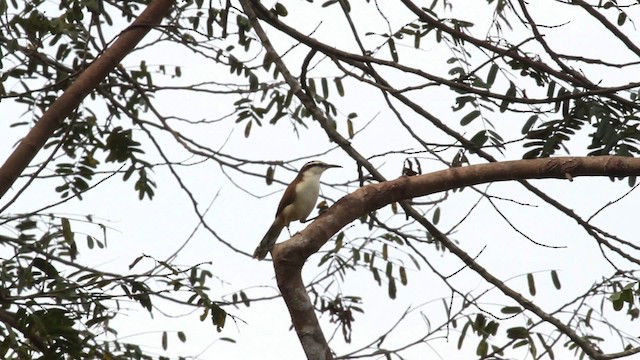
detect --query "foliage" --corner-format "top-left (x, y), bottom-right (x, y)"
top-left (2, 0), bottom-right (640, 359)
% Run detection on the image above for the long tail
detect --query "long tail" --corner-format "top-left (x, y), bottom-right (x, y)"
top-left (253, 217), bottom-right (285, 260)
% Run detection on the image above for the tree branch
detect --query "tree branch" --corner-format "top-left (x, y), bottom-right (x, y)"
top-left (0, 0), bottom-right (175, 199)
top-left (274, 156), bottom-right (640, 360)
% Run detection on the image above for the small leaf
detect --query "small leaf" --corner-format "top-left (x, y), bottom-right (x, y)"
top-left (244, 121), bottom-right (252, 138)
top-left (527, 273), bottom-right (536, 296)
top-left (274, 3), bottom-right (288, 16)
top-left (177, 331), bottom-right (186, 343)
top-left (200, 307), bottom-right (209, 321)
top-left (388, 38), bottom-right (398, 62)
top-left (470, 130), bottom-right (488, 148)
top-left (506, 326), bottom-right (529, 339)
top-left (321, 77), bottom-right (329, 98)
top-left (388, 277), bottom-right (397, 299)
top-left (385, 261), bottom-right (393, 277)
top-left (551, 270), bottom-right (561, 289)
top-left (371, 267), bottom-right (381, 285)
top-left (432, 207), bottom-right (440, 225)
top-left (458, 321), bottom-right (470, 349)
top-left (460, 110), bottom-right (480, 126)
top-left (240, 291), bottom-right (250, 307)
top-left (486, 63), bottom-right (498, 87)
top-left (129, 255), bottom-right (144, 270)
top-left (347, 119), bottom-right (354, 139)
top-left (521, 115), bottom-right (538, 135)
top-left (477, 339), bottom-right (488, 356)
top-left (334, 78), bottom-right (345, 96)
top-left (618, 12), bottom-right (627, 26)
top-left (499, 82), bottom-right (516, 113)
top-left (266, 166), bottom-right (274, 185)
top-left (61, 218), bottom-right (74, 243)
top-left (212, 307), bottom-right (227, 331)
top-left (612, 298), bottom-right (624, 311)
top-left (399, 266), bottom-right (407, 285)
top-left (31, 258), bottom-right (59, 279)
top-left (501, 306), bottom-right (522, 314)
top-left (162, 331), bottom-right (168, 350)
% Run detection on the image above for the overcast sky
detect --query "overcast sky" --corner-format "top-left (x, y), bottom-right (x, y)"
top-left (2, 1), bottom-right (640, 359)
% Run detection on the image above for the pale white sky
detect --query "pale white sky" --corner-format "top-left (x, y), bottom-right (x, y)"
top-left (1, 1), bottom-right (640, 359)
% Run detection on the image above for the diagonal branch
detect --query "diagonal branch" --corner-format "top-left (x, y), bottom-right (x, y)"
top-left (0, 0), bottom-right (175, 199)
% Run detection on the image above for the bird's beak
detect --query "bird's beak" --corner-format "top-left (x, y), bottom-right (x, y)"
top-left (325, 164), bottom-right (341, 169)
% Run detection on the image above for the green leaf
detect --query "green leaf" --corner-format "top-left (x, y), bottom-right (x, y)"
top-left (371, 267), bottom-right (381, 285)
top-left (274, 3), bottom-right (288, 16)
top-left (432, 207), bottom-right (441, 224)
top-left (499, 82), bottom-right (516, 113)
top-left (585, 308), bottom-right (593, 328)
top-left (321, 77), bottom-right (329, 98)
top-left (266, 166), bottom-right (274, 185)
top-left (177, 331), bottom-right (186, 343)
top-left (31, 258), bottom-right (59, 279)
top-left (388, 277), bottom-right (397, 299)
top-left (334, 78), bottom-right (345, 96)
top-left (521, 115), bottom-right (538, 135)
top-left (388, 38), bottom-right (398, 62)
top-left (506, 326), bottom-right (529, 339)
top-left (399, 266), bottom-right (407, 285)
top-left (470, 130), bottom-right (488, 148)
top-left (551, 270), bottom-right (561, 289)
top-left (458, 321), bottom-right (470, 349)
top-left (244, 120), bottom-right (252, 138)
top-left (500, 306), bottom-right (522, 314)
top-left (476, 339), bottom-right (488, 356)
top-left (61, 218), bottom-right (74, 243)
top-left (240, 291), bottom-right (250, 307)
top-left (212, 306), bottom-right (227, 331)
top-left (460, 110), bottom-right (480, 126)
top-left (347, 119), bottom-right (354, 139)
top-left (618, 12), bottom-right (626, 26)
top-left (527, 273), bottom-right (536, 296)
top-left (162, 331), bottom-right (168, 350)
top-left (487, 63), bottom-right (498, 87)
top-left (200, 307), bottom-right (209, 321)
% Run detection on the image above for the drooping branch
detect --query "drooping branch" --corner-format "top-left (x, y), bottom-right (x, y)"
top-left (273, 156), bottom-right (640, 360)
top-left (0, 0), bottom-right (175, 199)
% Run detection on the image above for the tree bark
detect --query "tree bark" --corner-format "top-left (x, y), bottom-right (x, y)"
top-left (0, 0), bottom-right (175, 199)
top-left (272, 156), bottom-right (640, 360)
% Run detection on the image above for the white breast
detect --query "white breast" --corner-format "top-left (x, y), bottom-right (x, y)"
top-left (290, 171), bottom-right (321, 221)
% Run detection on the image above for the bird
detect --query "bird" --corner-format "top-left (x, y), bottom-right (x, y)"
top-left (253, 160), bottom-right (341, 260)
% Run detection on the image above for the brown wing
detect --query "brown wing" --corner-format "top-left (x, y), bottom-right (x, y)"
top-left (275, 174), bottom-right (300, 218)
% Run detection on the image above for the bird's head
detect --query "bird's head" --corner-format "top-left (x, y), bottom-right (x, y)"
top-left (299, 160), bottom-right (341, 176)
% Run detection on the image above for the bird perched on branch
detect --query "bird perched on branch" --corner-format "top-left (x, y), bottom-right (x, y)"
top-left (253, 160), bottom-right (341, 260)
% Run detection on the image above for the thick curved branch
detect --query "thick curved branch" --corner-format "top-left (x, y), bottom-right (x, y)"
top-left (274, 156), bottom-right (640, 360)
top-left (0, 0), bottom-right (175, 199)
top-left (276, 156), bottom-right (640, 260)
